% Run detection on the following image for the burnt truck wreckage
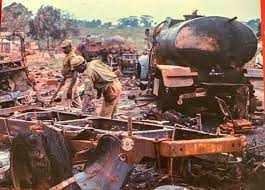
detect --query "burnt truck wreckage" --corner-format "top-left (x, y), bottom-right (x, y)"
top-left (0, 32), bottom-right (35, 108)
top-left (0, 111), bottom-right (251, 189)
top-left (0, 111), bottom-right (264, 190)
top-left (77, 35), bottom-right (139, 74)
top-left (138, 16), bottom-right (259, 120)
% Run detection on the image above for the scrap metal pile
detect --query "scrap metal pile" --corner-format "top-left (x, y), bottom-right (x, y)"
top-left (77, 34), bottom-right (139, 74)
top-left (0, 32), bottom-right (35, 109)
top-left (0, 110), bottom-right (249, 189)
top-left (0, 108), bottom-right (264, 190)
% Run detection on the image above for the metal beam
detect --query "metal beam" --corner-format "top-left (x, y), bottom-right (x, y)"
top-left (0, 117), bottom-right (35, 135)
top-left (0, 105), bottom-right (39, 116)
top-left (159, 136), bottom-right (245, 157)
top-left (69, 140), bottom-right (97, 152)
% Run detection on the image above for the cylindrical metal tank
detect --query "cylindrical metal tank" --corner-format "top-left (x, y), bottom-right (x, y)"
top-left (155, 16), bottom-right (258, 72)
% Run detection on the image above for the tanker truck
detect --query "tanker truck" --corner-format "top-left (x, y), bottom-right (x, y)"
top-left (138, 16), bottom-right (258, 119)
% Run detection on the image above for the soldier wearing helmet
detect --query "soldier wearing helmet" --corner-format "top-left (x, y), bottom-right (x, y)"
top-left (71, 55), bottom-right (122, 118)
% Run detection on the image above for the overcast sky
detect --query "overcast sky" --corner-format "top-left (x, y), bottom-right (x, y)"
top-left (3, 0), bottom-right (261, 23)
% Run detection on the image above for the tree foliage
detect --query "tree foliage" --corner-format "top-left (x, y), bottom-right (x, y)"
top-left (117, 15), bottom-right (155, 28)
top-left (77, 19), bottom-right (102, 28)
top-left (28, 6), bottom-right (80, 49)
top-left (118, 16), bottom-right (139, 27)
top-left (140, 15), bottom-right (155, 27)
top-left (102, 22), bottom-right (112, 28)
top-left (2, 2), bottom-right (33, 32)
top-left (246, 19), bottom-right (260, 32)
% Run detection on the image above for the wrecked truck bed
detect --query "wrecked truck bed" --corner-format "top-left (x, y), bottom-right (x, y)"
top-left (0, 110), bottom-right (88, 136)
top-left (0, 113), bottom-right (245, 190)
top-left (50, 118), bottom-right (245, 190)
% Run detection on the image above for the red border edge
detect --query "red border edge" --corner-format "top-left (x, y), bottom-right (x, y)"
top-left (261, 0), bottom-right (265, 109)
top-left (0, 0), bottom-right (2, 28)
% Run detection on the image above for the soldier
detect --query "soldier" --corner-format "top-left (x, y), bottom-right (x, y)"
top-left (71, 55), bottom-right (122, 118)
top-left (59, 40), bottom-right (82, 108)
top-left (144, 29), bottom-right (152, 51)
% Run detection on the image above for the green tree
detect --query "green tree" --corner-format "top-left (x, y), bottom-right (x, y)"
top-left (102, 22), bottom-right (112, 28)
top-left (28, 6), bottom-right (61, 49)
top-left (140, 15), bottom-right (154, 27)
top-left (61, 11), bottom-right (80, 39)
top-left (246, 18), bottom-right (260, 32)
top-left (117, 16), bottom-right (139, 27)
top-left (2, 2), bottom-right (33, 32)
top-left (28, 6), bottom-right (80, 49)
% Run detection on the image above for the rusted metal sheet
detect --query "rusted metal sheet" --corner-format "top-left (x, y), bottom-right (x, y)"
top-left (121, 135), bottom-right (245, 164)
top-left (157, 65), bottom-right (198, 77)
top-left (73, 135), bottom-right (133, 190)
top-left (177, 91), bottom-right (207, 105)
top-left (3, 116), bottom-right (244, 154)
top-left (219, 119), bottom-right (254, 134)
top-left (0, 32), bottom-right (31, 108)
top-left (55, 117), bottom-right (167, 132)
top-left (0, 117), bottom-right (35, 135)
top-left (0, 105), bottom-right (40, 116)
top-left (123, 136), bottom-right (157, 164)
top-left (153, 78), bottom-right (160, 96)
top-left (49, 177), bottom-right (76, 190)
top-left (159, 136), bottom-right (245, 157)
top-left (69, 140), bottom-right (97, 152)
top-left (0, 111), bottom-right (90, 137)
top-left (156, 65), bottom-right (198, 87)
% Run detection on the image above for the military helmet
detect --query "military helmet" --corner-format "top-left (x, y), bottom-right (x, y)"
top-left (60, 39), bottom-right (72, 48)
top-left (71, 55), bottom-right (85, 68)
